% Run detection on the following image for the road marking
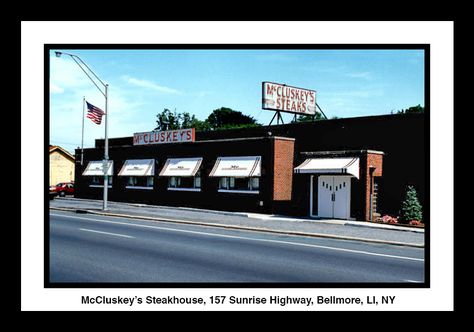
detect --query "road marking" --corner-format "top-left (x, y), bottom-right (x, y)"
top-left (51, 213), bottom-right (423, 262)
top-left (78, 228), bottom-right (135, 239)
top-left (404, 279), bottom-right (423, 283)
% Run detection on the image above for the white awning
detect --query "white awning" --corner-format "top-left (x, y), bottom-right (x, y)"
top-left (209, 156), bottom-right (261, 177)
top-left (118, 159), bottom-right (155, 176)
top-left (294, 157), bottom-right (360, 179)
top-left (82, 160), bottom-right (114, 176)
top-left (159, 157), bottom-right (202, 177)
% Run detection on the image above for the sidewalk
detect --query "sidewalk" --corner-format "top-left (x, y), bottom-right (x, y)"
top-left (49, 197), bottom-right (425, 248)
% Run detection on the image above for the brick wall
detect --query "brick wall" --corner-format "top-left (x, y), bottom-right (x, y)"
top-left (363, 152), bottom-right (384, 221)
top-left (272, 138), bottom-right (295, 201)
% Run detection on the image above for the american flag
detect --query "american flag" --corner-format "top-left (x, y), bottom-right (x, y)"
top-left (86, 101), bottom-right (105, 125)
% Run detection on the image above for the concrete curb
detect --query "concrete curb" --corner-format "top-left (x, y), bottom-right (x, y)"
top-left (50, 207), bottom-right (424, 248)
top-left (55, 197), bottom-right (424, 233)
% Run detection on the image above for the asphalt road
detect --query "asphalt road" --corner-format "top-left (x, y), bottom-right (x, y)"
top-left (49, 211), bottom-right (424, 283)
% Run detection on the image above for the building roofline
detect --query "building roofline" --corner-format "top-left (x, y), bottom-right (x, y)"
top-left (300, 150), bottom-right (385, 157)
top-left (49, 145), bottom-right (75, 160)
top-left (93, 113), bottom-right (423, 148)
top-left (87, 136), bottom-right (295, 151)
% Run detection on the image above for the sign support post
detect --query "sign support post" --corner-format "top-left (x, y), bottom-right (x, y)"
top-left (316, 102), bottom-right (328, 120)
top-left (269, 111), bottom-right (285, 125)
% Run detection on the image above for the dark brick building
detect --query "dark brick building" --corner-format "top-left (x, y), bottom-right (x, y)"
top-left (75, 113), bottom-right (426, 222)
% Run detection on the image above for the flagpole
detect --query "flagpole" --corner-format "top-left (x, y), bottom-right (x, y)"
top-left (81, 96), bottom-right (85, 166)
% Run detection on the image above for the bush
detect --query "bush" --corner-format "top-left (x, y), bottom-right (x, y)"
top-left (399, 185), bottom-right (423, 224)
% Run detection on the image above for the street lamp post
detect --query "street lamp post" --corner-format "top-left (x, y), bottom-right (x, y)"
top-left (55, 51), bottom-right (110, 211)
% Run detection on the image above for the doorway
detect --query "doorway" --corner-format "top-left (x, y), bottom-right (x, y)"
top-left (311, 175), bottom-right (352, 219)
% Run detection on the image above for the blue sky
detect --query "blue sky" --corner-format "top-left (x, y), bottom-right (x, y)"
top-left (49, 49), bottom-right (425, 154)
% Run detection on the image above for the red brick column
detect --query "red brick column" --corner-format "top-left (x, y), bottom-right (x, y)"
top-left (363, 152), bottom-right (383, 221)
top-left (272, 137), bottom-right (295, 201)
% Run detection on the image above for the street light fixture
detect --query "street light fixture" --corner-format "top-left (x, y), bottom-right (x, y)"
top-left (55, 51), bottom-right (110, 211)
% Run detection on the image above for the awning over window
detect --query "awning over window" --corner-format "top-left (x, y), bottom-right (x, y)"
top-left (118, 159), bottom-right (154, 176)
top-left (159, 157), bottom-right (202, 177)
top-left (209, 156), bottom-right (261, 177)
top-left (82, 160), bottom-right (114, 176)
top-left (294, 157), bottom-right (360, 179)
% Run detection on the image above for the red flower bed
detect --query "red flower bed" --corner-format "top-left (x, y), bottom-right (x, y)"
top-left (379, 215), bottom-right (398, 224)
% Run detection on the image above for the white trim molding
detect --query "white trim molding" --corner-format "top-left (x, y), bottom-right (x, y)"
top-left (218, 189), bottom-right (259, 194)
top-left (167, 187), bottom-right (201, 192)
top-left (125, 186), bottom-right (154, 190)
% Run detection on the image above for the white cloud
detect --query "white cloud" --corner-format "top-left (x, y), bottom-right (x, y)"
top-left (50, 83), bottom-right (64, 94)
top-left (50, 75), bottom-right (148, 150)
top-left (345, 71), bottom-right (372, 80)
top-left (122, 75), bottom-right (181, 94)
top-left (50, 56), bottom-right (93, 90)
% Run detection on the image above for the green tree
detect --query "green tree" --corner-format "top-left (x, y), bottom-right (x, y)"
top-left (155, 108), bottom-right (181, 131)
top-left (396, 104), bottom-right (424, 114)
top-left (154, 107), bottom-right (260, 132)
top-left (206, 107), bottom-right (260, 130)
top-left (181, 112), bottom-right (211, 131)
top-left (399, 185), bottom-right (423, 223)
top-left (291, 112), bottom-right (324, 123)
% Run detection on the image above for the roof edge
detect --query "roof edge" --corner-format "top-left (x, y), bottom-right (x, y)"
top-left (50, 145), bottom-right (75, 160)
top-left (301, 150), bottom-right (385, 157)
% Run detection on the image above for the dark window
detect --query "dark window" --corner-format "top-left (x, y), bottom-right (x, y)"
top-left (219, 177), bottom-right (259, 191)
top-left (169, 171), bottom-right (201, 189)
top-left (231, 178), bottom-right (249, 190)
top-left (91, 176), bottom-right (112, 186)
top-left (127, 177), bottom-right (153, 187)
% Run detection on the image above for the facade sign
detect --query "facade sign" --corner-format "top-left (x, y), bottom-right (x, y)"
top-left (262, 81), bottom-right (317, 115)
top-left (133, 128), bottom-right (195, 146)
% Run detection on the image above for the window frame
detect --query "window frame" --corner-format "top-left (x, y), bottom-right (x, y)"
top-left (89, 176), bottom-right (113, 188)
top-left (125, 176), bottom-right (154, 190)
top-left (218, 176), bottom-right (260, 194)
top-left (167, 170), bottom-right (201, 192)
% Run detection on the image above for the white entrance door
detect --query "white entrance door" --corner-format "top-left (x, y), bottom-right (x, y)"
top-left (333, 176), bottom-right (351, 219)
top-left (317, 176), bottom-right (334, 218)
top-left (315, 176), bottom-right (351, 219)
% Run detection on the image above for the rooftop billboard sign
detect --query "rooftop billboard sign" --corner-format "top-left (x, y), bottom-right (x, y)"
top-left (262, 81), bottom-right (317, 115)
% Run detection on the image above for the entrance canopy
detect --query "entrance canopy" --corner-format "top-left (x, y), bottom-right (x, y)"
top-left (82, 160), bottom-right (114, 176)
top-left (159, 157), bottom-right (203, 177)
top-left (294, 157), bottom-right (360, 179)
top-left (118, 159), bottom-right (154, 176)
top-left (209, 156), bottom-right (261, 177)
